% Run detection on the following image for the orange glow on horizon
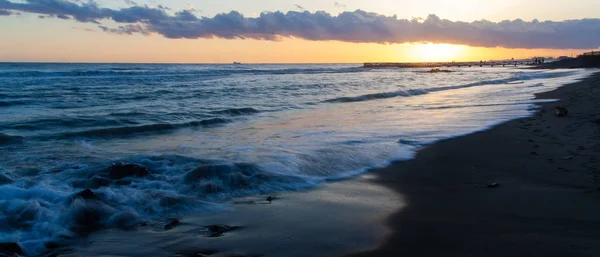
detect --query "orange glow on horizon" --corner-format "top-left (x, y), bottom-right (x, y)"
top-left (0, 26), bottom-right (591, 64)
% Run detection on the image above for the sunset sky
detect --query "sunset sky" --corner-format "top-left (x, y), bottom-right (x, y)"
top-left (0, 0), bottom-right (599, 63)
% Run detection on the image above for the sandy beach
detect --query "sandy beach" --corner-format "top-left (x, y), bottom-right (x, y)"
top-left (349, 71), bottom-right (600, 257)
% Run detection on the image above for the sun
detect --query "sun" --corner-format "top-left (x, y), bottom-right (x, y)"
top-left (410, 43), bottom-right (466, 62)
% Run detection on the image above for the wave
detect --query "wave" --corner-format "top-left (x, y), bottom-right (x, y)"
top-left (2, 118), bottom-right (126, 131)
top-left (324, 89), bottom-right (428, 103)
top-left (324, 70), bottom-right (577, 104)
top-left (0, 66), bottom-right (364, 78)
top-left (55, 118), bottom-right (229, 138)
top-left (210, 107), bottom-right (261, 116)
top-left (0, 100), bottom-right (28, 107)
top-left (0, 133), bottom-right (24, 144)
top-left (0, 156), bottom-right (314, 256)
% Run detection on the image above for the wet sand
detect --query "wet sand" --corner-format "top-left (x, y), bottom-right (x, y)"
top-left (348, 72), bottom-right (600, 257)
top-left (66, 176), bottom-right (404, 257)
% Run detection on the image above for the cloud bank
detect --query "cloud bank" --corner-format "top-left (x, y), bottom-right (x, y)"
top-left (1, 0), bottom-right (599, 49)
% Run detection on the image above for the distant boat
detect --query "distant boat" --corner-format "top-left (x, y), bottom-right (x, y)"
top-left (233, 62), bottom-right (242, 65)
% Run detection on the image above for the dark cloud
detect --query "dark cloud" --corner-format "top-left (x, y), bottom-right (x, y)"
top-left (0, 1), bottom-right (599, 49)
top-left (99, 24), bottom-right (149, 35)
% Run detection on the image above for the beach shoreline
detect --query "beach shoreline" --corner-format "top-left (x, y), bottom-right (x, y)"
top-left (57, 70), bottom-right (600, 257)
top-left (348, 71), bottom-right (600, 257)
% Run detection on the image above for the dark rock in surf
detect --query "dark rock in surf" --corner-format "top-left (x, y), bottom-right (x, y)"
top-left (107, 163), bottom-right (149, 179)
top-left (164, 219), bottom-right (181, 230)
top-left (0, 242), bottom-right (24, 256)
top-left (554, 106), bottom-right (568, 117)
top-left (44, 241), bottom-right (60, 249)
top-left (427, 68), bottom-right (453, 73)
top-left (266, 196), bottom-right (275, 203)
top-left (487, 183), bottom-right (500, 188)
top-left (205, 225), bottom-right (240, 237)
top-left (72, 189), bottom-right (98, 201)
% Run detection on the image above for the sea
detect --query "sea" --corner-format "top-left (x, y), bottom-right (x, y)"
top-left (0, 63), bottom-right (592, 255)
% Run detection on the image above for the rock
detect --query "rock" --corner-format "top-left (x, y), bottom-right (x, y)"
top-left (206, 225), bottom-right (239, 237)
top-left (0, 242), bottom-right (23, 256)
top-left (554, 106), bottom-right (568, 117)
top-left (266, 196), bottom-right (275, 203)
top-left (164, 219), bottom-right (181, 230)
top-left (487, 183), bottom-right (500, 188)
top-left (72, 189), bottom-right (98, 201)
top-left (69, 200), bottom-right (105, 233)
top-left (44, 241), bottom-right (60, 249)
top-left (427, 68), bottom-right (453, 73)
top-left (107, 163), bottom-right (149, 180)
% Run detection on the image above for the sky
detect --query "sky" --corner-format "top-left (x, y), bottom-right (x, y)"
top-left (0, 0), bottom-right (599, 63)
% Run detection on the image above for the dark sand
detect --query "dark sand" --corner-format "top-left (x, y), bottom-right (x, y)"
top-left (348, 72), bottom-right (600, 257)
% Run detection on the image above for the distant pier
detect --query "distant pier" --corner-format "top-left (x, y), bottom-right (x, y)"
top-left (363, 61), bottom-right (530, 69)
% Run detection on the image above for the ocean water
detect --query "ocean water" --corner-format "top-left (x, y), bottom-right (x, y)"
top-left (0, 63), bottom-right (592, 255)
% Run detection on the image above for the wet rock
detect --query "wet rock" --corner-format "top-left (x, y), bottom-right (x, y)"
top-left (164, 219), bottom-right (181, 230)
top-left (69, 200), bottom-right (105, 234)
top-left (0, 174), bottom-right (13, 185)
top-left (0, 242), bottom-right (23, 256)
top-left (72, 189), bottom-right (98, 201)
top-left (44, 241), bottom-right (60, 249)
top-left (107, 163), bottom-right (149, 179)
top-left (427, 68), bottom-right (453, 73)
top-left (205, 225), bottom-right (240, 237)
top-left (487, 183), bottom-right (500, 188)
top-left (554, 106), bottom-right (568, 117)
top-left (266, 196), bottom-right (275, 203)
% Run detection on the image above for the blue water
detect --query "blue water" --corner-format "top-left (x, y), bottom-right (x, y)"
top-left (0, 63), bottom-right (592, 255)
